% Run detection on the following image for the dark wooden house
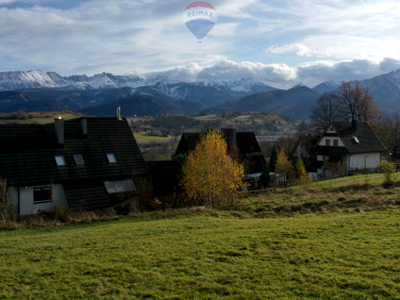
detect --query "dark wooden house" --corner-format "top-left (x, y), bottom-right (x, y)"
top-left (174, 128), bottom-right (266, 174)
top-left (0, 117), bottom-right (148, 217)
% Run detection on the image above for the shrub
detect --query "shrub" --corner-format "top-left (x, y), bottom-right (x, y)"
top-left (380, 161), bottom-right (396, 188)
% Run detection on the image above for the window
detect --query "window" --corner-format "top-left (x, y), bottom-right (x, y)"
top-left (73, 154), bottom-right (85, 165)
top-left (104, 179), bottom-right (136, 194)
top-left (352, 136), bottom-right (360, 144)
top-left (106, 153), bottom-right (117, 164)
top-left (33, 186), bottom-right (51, 204)
top-left (333, 139), bottom-right (339, 146)
top-left (54, 155), bottom-right (66, 166)
top-left (325, 139), bottom-right (331, 146)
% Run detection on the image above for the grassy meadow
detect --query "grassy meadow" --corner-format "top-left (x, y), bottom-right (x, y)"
top-left (1, 209), bottom-right (400, 298)
top-left (1, 173), bottom-right (400, 298)
top-left (0, 112), bottom-right (81, 125)
top-left (133, 131), bottom-right (175, 144)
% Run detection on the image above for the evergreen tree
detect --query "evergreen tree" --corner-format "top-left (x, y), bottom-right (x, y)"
top-left (269, 146), bottom-right (277, 172)
top-left (259, 165), bottom-right (271, 188)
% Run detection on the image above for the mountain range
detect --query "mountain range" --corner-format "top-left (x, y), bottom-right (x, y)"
top-left (0, 69), bottom-right (399, 120)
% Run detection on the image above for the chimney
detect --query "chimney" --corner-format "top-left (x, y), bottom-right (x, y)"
top-left (117, 107), bottom-right (122, 121)
top-left (81, 118), bottom-right (88, 135)
top-left (54, 117), bottom-right (64, 144)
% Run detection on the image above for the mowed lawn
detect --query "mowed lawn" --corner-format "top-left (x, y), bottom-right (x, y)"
top-left (1, 209), bottom-right (400, 298)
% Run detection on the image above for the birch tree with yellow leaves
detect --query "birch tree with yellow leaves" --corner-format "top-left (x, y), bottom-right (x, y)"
top-left (182, 130), bottom-right (246, 209)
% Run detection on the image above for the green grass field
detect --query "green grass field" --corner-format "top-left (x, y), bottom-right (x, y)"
top-left (0, 112), bottom-right (81, 125)
top-left (241, 172), bottom-right (400, 216)
top-left (1, 173), bottom-right (400, 298)
top-left (1, 209), bottom-right (400, 298)
top-left (133, 131), bottom-right (174, 144)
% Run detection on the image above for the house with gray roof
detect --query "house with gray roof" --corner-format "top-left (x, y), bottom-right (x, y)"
top-left (0, 117), bottom-right (148, 218)
top-left (315, 121), bottom-right (385, 178)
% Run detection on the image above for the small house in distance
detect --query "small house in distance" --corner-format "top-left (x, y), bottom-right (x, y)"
top-left (0, 117), bottom-right (148, 218)
top-left (174, 128), bottom-right (266, 175)
top-left (315, 121), bottom-right (385, 178)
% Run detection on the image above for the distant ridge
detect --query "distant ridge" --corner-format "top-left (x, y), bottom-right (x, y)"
top-left (0, 68), bottom-right (399, 118)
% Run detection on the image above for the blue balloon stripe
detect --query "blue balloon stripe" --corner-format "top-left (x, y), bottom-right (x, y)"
top-left (185, 19), bottom-right (215, 39)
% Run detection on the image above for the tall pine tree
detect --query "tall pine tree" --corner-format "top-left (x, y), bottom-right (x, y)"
top-left (269, 145), bottom-right (277, 172)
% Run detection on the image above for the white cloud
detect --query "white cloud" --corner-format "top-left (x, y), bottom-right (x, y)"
top-left (263, 1), bottom-right (400, 62)
top-left (209, 23), bottom-right (239, 37)
top-left (144, 58), bottom-right (400, 89)
top-left (0, 0), bottom-right (399, 86)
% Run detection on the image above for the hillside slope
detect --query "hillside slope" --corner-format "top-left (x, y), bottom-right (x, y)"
top-left (205, 86), bottom-right (320, 120)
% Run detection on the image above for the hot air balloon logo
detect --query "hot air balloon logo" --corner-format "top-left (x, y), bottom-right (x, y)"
top-left (183, 1), bottom-right (217, 41)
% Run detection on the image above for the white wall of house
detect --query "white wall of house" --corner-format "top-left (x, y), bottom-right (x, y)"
top-left (8, 184), bottom-right (69, 216)
top-left (348, 153), bottom-right (381, 170)
top-left (318, 137), bottom-right (345, 147)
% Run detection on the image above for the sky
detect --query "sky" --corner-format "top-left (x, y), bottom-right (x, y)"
top-left (0, 0), bottom-right (400, 88)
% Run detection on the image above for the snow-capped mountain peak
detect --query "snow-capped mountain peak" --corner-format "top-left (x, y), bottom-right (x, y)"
top-left (0, 70), bottom-right (70, 90)
top-left (0, 70), bottom-right (276, 97)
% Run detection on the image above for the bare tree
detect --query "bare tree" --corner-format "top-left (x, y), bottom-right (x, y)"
top-left (337, 81), bottom-right (381, 123)
top-left (310, 92), bottom-right (342, 130)
top-left (311, 81), bottom-right (381, 130)
top-left (372, 113), bottom-right (400, 158)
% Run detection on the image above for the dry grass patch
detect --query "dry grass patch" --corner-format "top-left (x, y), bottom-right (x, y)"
top-left (240, 182), bottom-right (400, 216)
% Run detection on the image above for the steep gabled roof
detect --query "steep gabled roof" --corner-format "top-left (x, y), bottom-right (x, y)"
top-left (331, 122), bottom-right (385, 154)
top-left (174, 132), bottom-right (202, 155)
top-left (293, 134), bottom-right (320, 155)
top-left (175, 130), bottom-right (263, 156)
top-left (0, 117), bottom-right (148, 186)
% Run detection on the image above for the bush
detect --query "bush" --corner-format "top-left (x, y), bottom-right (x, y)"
top-left (380, 161), bottom-right (396, 188)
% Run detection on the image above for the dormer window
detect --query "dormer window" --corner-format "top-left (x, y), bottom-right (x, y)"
top-left (73, 154), bottom-right (85, 165)
top-left (106, 153), bottom-right (117, 164)
top-left (54, 155), bottom-right (66, 166)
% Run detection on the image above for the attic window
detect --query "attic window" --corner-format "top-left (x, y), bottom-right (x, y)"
top-left (73, 154), bottom-right (85, 165)
top-left (54, 155), bottom-right (66, 166)
top-left (106, 153), bottom-right (117, 164)
top-left (352, 136), bottom-right (360, 144)
top-left (104, 179), bottom-right (136, 194)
